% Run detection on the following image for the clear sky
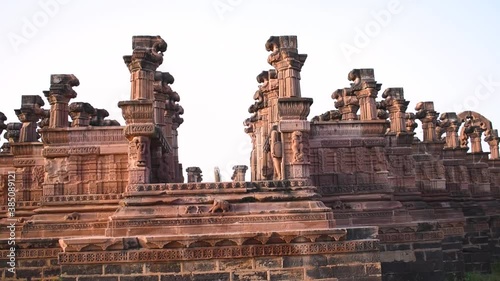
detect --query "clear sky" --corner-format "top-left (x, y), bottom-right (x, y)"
top-left (1, 0), bottom-right (499, 181)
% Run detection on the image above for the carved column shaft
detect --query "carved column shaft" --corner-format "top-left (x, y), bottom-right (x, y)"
top-left (357, 89), bottom-right (378, 121)
top-left (16, 111), bottom-right (40, 143)
top-left (470, 131), bottom-right (483, 153)
top-left (489, 140), bottom-right (499, 159)
top-left (445, 127), bottom-right (460, 148)
top-left (131, 70), bottom-right (155, 100)
top-left (388, 108), bottom-right (407, 133)
top-left (44, 74), bottom-right (79, 128)
top-left (153, 93), bottom-right (166, 126)
top-left (276, 62), bottom-right (303, 98)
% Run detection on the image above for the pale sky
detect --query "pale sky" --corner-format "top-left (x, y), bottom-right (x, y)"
top-left (1, 0), bottom-right (499, 181)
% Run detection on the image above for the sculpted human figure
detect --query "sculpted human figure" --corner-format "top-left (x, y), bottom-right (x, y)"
top-left (291, 131), bottom-right (304, 163)
top-left (269, 125), bottom-right (282, 179)
top-left (133, 137), bottom-right (149, 167)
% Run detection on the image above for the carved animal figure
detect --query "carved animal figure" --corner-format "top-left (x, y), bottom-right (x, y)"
top-left (64, 212), bottom-right (81, 221)
top-left (208, 199), bottom-right (230, 213)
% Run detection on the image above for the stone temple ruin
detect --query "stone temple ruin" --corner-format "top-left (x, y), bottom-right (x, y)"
top-left (0, 35), bottom-right (499, 281)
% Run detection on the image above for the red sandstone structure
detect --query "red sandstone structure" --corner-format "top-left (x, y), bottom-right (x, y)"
top-left (0, 35), bottom-right (499, 281)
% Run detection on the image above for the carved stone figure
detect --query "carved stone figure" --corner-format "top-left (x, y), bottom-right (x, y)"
top-left (208, 199), bottom-right (230, 213)
top-left (133, 137), bottom-right (149, 167)
top-left (291, 131), bottom-right (304, 163)
top-left (64, 212), bottom-right (81, 221)
top-left (269, 125), bottom-right (282, 179)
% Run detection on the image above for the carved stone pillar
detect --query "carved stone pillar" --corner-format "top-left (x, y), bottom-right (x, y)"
top-left (69, 102), bottom-right (95, 127)
top-left (332, 88), bottom-right (359, 121)
top-left (469, 127), bottom-right (484, 153)
top-left (383, 88), bottom-right (408, 134)
top-left (123, 36), bottom-right (167, 101)
top-left (153, 71), bottom-right (174, 128)
top-left (15, 95), bottom-right (45, 142)
top-left (486, 129), bottom-right (500, 160)
top-left (231, 165), bottom-right (248, 181)
top-left (119, 36), bottom-right (167, 184)
top-left (277, 98), bottom-right (313, 180)
top-left (348, 69), bottom-right (381, 121)
top-left (172, 105), bottom-right (184, 183)
top-left (438, 112), bottom-right (463, 149)
top-left (266, 36), bottom-right (307, 98)
top-left (44, 74), bottom-right (79, 128)
top-left (415, 101), bottom-right (439, 142)
top-left (186, 167), bottom-right (202, 183)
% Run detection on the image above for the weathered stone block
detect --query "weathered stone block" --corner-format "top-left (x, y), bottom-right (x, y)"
top-left (380, 250), bottom-right (416, 263)
top-left (18, 259), bottom-right (48, 267)
top-left (424, 250), bottom-right (443, 261)
top-left (283, 256), bottom-right (303, 268)
top-left (160, 274), bottom-right (192, 281)
top-left (269, 268), bottom-right (304, 281)
top-left (233, 270), bottom-right (268, 281)
top-left (15, 268), bottom-right (42, 278)
top-left (62, 264), bottom-right (103, 275)
top-left (254, 257), bottom-right (282, 269)
top-left (121, 276), bottom-right (159, 281)
top-left (192, 272), bottom-right (230, 281)
top-left (79, 277), bottom-right (119, 281)
top-left (219, 258), bottom-right (253, 270)
top-left (105, 263), bottom-right (144, 274)
top-left (306, 266), bottom-right (333, 279)
top-left (366, 263), bottom-right (381, 275)
top-left (147, 262), bottom-right (181, 273)
top-left (327, 253), bottom-right (380, 265)
top-left (413, 242), bottom-right (441, 250)
top-left (303, 255), bottom-right (328, 267)
top-left (182, 261), bottom-right (217, 272)
top-left (384, 243), bottom-right (411, 251)
top-left (331, 264), bottom-right (366, 278)
top-left (43, 266), bottom-right (62, 277)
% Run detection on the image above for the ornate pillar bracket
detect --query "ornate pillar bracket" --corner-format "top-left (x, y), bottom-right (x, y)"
top-left (415, 101), bottom-right (439, 143)
top-left (44, 74), bottom-right (79, 128)
top-left (69, 102), bottom-right (95, 127)
top-left (348, 69), bottom-right (381, 121)
top-left (15, 95), bottom-right (45, 142)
